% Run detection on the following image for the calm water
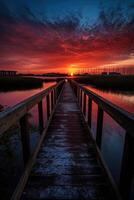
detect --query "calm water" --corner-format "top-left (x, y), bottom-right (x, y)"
top-left (0, 82), bottom-right (55, 109)
top-left (84, 85), bottom-right (134, 199)
top-left (0, 82), bottom-right (134, 199)
top-left (84, 85), bottom-right (134, 114)
top-left (0, 82), bottom-right (56, 199)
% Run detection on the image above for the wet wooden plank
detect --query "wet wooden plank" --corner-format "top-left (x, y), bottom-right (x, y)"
top-left (21, 82), bottom-right (118, 200)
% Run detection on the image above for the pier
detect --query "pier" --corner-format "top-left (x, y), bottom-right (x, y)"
top-left (0, 80), bottom-right (134, 200)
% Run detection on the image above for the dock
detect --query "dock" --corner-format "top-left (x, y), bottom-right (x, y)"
top-left (21, 82), bottom-right (117, 199)
top-left (0, 80), bottom-right (134, 200)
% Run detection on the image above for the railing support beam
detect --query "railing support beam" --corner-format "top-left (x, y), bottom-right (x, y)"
top-left (20, 114), bottom-right (30, 166)
top-left (119, 133), bottom-right (134, 200)
top-left (51, 90), bottom-right (54, 111)
top-left (38, 100), bottom-right (44, 133)
top-left (83, 93), bottom-right (86, 117)
top-left (80, 90), bottom-right (82, 108)
top-left (96, 106), bottom-right (104, 149)
top-left (46, 94), bottom-right (50, 120)
top-left (88, 97), bottom-right (92, 128)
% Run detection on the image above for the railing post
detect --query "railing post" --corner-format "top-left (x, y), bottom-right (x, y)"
top-left (83, 93), bottom-right (86, 117)
top-left (79, 89), bottom-right (81, 106)
top-left (75, 85), bottom-right (77, 96)
top-left (96, 106), bottom-right (104, 148)
top-left (38, 100), bottom-right (43, 133)
top-left (77, 87), bottom-right (79, 102)
top-left (54, 88), bottom-right (57, 104)
top-left (119, 133), bottom-right (134, 200)
top-left (20, 114), bottom-right (30, 166)
top-left (80, 90), bottom-right (82, 108)
top-left (51, 90), bottom-right (54, 111)
top-left (88, 97), bottom-right (92, 128)
top-left (46, 94), bottom-right (50, 120)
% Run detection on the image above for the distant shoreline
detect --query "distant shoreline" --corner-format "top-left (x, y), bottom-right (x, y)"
top-left (74, 75), bottom-right (134, 91)
top-left (0, 76), bottom-right (44, 91)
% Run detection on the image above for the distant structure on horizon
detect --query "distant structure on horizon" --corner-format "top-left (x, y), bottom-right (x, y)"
top-left (0, 70), bottom-right (17, 77)
top-left (101, 72), bottom-right (121, 76)
top-left (76, 66), bottom-right (134, 75)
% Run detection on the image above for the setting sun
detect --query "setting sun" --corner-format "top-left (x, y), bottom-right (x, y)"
top-left (70, 72), bottom-right (74, 76)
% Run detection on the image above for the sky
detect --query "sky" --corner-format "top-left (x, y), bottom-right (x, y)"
top-left (0, 0), bottom-right (134, 74)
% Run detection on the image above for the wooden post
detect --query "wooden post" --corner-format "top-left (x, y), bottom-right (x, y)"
top-left (20, 114), bottom-right (30, 166)
top-left (46, 94), bottom-right (50, 120)
top-left (57, 86), bottom-right (60, 98)
top-left (38, 100), bottom-right (43, 134)
top-left (96, 106), bottom-right (104, 149)
top-left (75, 86), bottom-right (77, 96)
top-left (88, 97), bottom-right (92, 128)
top-left (119, 133), bottom-right (134, 200)
top-left (83, 93), bottom-right (86, 117)
top-left (79, 89), bottom-right (81, 106)
top-left (51, 90), bottom-right (54, 111)
top-left (52, 89), bottom-right (55, 107)
top-left (80, 90), bottom-right (82, 108)
top-left (77, 87), bottom-right (79, 102)
top-left (54, 88), bottom-right (57, 104)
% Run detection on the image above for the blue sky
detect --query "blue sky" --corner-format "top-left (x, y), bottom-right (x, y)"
top-left (1, 0), bottom-right (133, 24)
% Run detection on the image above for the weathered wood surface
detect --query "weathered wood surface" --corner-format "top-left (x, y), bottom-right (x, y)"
top-left (21, 82), bottom-right (117, 200)
top-left (71, 80), bottom-right (134, 136)
top-left (0, 81), bottom-right (64, 137)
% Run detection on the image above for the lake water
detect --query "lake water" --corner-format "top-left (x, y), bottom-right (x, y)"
top-left (84, 85), bottom-right (134, 114)
top-left (0, 82), bottom-right (56, 109)
top-left (0, 81), bottom-right (56, 199)
top-left (84, 85), bottom-right (134, 199)
top-left (0, 82), bottom-right (134, 199)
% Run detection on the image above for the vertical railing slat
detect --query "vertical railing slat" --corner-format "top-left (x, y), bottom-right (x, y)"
top-left (46, 94), bottom-right (50, 120)
top-left (96, 106), bottom-right (104, 149)
top-left (54, 88), bottom-right (57, 104)
top-left (20, 114), bottom-right (30, 166)
top-left (38, 100), bottom-right (43, 133)
top-left (88, 97), bottom-right (92, 128)
top-left (83, 93), bottom-right (86, 117)
top-left (119, 133), bottom-right (134, 200)
top-left (51, 90), bottom-right (54, 111)
top-left (80, 90), bottom-right (82, 109)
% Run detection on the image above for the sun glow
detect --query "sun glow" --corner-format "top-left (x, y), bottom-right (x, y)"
top-left (70, 72), bottom-right (74, 76)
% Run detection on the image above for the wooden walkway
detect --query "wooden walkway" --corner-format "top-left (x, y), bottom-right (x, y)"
top-left (21, 82), bottom-right (117, 200)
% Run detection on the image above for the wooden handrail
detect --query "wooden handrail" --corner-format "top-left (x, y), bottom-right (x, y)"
top-left (70, 79), bottom-right (134, 200)
top-left (0, 80), bottom-right (64, 137)
top-left (70, 80), bottom-right (134, 136)
top-left (0, 80), bottom-right (64, 166)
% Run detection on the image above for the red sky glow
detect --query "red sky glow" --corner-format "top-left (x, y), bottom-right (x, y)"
top-left (0, 1), bottom-right (134, 74)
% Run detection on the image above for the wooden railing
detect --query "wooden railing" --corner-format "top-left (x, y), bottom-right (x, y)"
top-left (0, 80), bottom-right (64, 166)
top-left (70, 80), bottom-right (134, 200)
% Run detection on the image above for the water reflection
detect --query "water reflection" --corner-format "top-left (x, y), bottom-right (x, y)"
top-left (0, 82), bottom-right (55, 199)
top-left (0, 82), bottom-right (55, 109)
top-left (84, 85), bottom-right (134, 114)
top-left (84, 85), bottom-right (134, 197)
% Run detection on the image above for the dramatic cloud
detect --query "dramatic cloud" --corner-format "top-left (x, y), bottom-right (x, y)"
top-left (0, 0), bottom-right (134, 73)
